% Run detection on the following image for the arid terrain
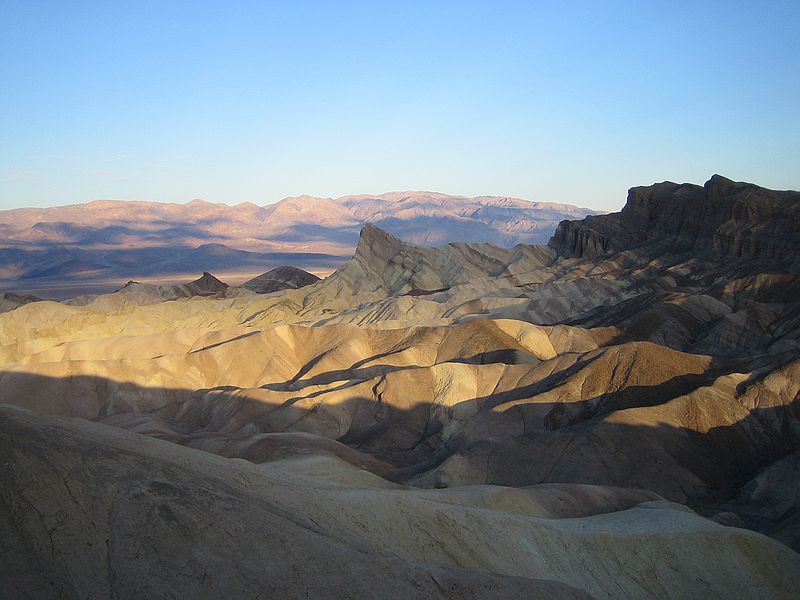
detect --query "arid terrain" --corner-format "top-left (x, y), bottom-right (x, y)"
top-left (0, 191), bottom-right (596, 299)
top-left (2, 175), bottom-right (800, 598)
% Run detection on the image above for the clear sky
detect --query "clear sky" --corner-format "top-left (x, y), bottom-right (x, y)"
top-left (1, 1), bottom-right (798, 212)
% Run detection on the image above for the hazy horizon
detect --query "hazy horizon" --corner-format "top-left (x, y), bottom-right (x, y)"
top-left (2, 1), bottom-right (799, 212)
top-left (0, 187), bottom-right (607, 212)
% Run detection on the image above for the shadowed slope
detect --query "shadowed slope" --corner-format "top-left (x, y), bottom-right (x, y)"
top-left (0, 327), bottom-right (798, 548)
top-left (3, 405), bottom-right (799, 600)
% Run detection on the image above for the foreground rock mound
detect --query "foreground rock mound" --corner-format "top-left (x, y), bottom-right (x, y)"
top-left (4, 405), bottom-right (798, 600)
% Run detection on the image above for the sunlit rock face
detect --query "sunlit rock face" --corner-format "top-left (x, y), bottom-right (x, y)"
top-left (2, 176), bottom-right (800, 599)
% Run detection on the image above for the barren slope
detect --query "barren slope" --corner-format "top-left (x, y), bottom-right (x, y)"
top-left (2, 175), bottom-right (800, 598)
top-left (4, 405), bottom-right (798, 600)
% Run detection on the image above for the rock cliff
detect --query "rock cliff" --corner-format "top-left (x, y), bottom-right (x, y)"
top-left (550, 175), bottom-right (800, 261)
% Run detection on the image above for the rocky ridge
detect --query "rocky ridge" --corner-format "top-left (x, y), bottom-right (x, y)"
top-left (550, 174), bottom-right (800, 261)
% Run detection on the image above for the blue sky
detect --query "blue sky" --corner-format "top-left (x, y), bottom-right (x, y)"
top-left (1, 1), bottom-right (798, 211)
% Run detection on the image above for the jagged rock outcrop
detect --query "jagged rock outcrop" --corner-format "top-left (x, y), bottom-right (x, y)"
top-left (322, 223), bottom-right (556, 297)
top-left (549, 174), bottom-right (800, 261)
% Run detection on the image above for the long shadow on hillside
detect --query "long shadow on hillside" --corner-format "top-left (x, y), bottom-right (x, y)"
top-left (1, 370), bottom-right (799, 551)
top-left (264, 348), bottom-right (544, 392)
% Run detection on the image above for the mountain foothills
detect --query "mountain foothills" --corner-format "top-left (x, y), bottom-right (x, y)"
top-left (2, 175), bottom-right (800, 599)
top-left (0, 191), bottom-right (597, 299)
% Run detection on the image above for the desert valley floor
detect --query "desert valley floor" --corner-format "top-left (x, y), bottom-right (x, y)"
top-left (2, 175), bottom-right (800, 599)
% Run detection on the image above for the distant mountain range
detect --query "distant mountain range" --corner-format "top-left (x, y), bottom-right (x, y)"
top-left (0, 191), bottom-right (598, 298)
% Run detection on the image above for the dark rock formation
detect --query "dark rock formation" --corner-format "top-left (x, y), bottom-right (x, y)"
top-left (241, 266), bottom-right (320, 294)
top-left (549, 175), bottom-right (800, 261)
top-left (0, 291), bottom-right (42, 314)
top-left (181, 271), bottom-right (229, 297)
top-left (118, 272), bottom-right (230, 300)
